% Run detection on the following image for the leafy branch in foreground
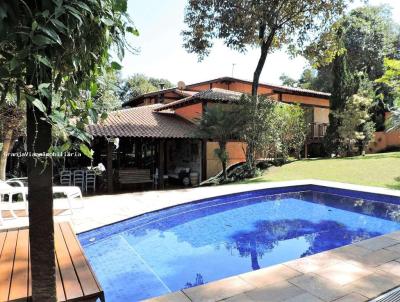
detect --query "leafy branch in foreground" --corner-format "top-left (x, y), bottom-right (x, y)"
top-left (0, 1), bottom-right (138, 300)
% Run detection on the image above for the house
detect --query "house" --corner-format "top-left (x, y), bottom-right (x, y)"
top-left (87, 77), bottom-right (331, 192)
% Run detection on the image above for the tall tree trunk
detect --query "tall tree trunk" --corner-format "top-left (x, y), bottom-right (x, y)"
top-left (0, 129), bottom-right (14, 180)
top-left (251, 30), bottom-right (276, 97)
top-left (248, 30), bottom-right (276, 170)
top-left (26, 64), bottom-right (57, 301)
top-left (218, 141), bottom-right (228, 181)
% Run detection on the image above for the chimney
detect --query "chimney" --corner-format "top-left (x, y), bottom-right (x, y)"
top-left (158, 82), bottom-right (165, 104)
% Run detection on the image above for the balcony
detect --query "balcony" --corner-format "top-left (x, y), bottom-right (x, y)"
top-left (307, 122), bottom-right (328, 142)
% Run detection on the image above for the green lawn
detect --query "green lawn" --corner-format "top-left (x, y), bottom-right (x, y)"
top-left (244, 152), bottom-right (400, 189)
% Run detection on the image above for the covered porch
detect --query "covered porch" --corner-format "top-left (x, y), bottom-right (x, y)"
top-left (87, 105), bottom-right (204, 193)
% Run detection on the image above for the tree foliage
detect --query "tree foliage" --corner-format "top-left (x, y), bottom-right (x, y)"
top-left (323, 52), bottom-right (356, 155)
top-left (279, 74), bottom-right (298, 87)
top-left (304, 5), bottom-right (400, 130)
top-left (377, 58), bottom-right (400, 132)
top-left (274, 104), bottom-right (307, 161)
top-left (238, 95), bottom-right (307, 168)
top-left (238, 95), bottom-right (276, 170)
top-left (376, 58), bottom-right (400, 107)
top-left (0, 0), bottom-right (137, 154)
top-left (197, 105), bottom-right (241, 180)
top-left (0, 98), bottom-right (25, 180)
top-left (0, 1), bottom-right (136, 300)
top-left (183, 0), bottom-right (350, 96)
top-left (336, 94), bottom-right (375, 156)
top-left (121, 73), bottom-right (174, 103)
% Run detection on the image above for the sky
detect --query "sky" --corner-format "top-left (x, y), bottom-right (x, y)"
top-left (121, 0), bottom-right (400, 86)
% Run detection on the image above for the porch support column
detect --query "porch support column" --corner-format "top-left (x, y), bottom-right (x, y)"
top-left (107, 140), bottom-right (114, 193)
top-left (158, 139), bottom-right (165, 189)
top-left (201, 139), bottom-right (207, 181)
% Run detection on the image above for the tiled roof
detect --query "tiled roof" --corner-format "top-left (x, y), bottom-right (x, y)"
top-left (87, 104), bottom-right (199, 138)
top-left (154, 88), bottom-right (243, 111)
top-left (267, 83), bottom-right (331, 97)
top-left (123, 76), bottom-right (331, 107)
top-left (122, 88), bottom-right (198, 107)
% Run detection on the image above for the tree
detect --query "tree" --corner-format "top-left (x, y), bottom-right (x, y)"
top-left (279, 74), bottom-right (298, 87)
top-left (0, 99), bottom-right (24, 180)
top-left (280, 68), bottom-right (327, 90)
top-left (376, 58), bottom-right (400, 107)
top-left (182, 0), bottom-right (349, 96)
top-left (197, 105), bottom-right (241, 180)
top-left (336, 94), bottom-right (375, 156)
top-left (275, 103), bottom-right (307, 161)
top-left (0, 1), bottom-right (136, 300)
top-left (92, 71), bottom-right (124, 112)
top-left (238, 95), bottom-right (306, 169)
top-left (238, 95), bottom-right (277, 170)
top-left (376, 58), bottom-right (400, 131)
top-left (121, 73), bottom-right (174, 103)
top-left (323, 50), bottom-right (357, 155)
top-left (305, 5), bottom-right (400, 130)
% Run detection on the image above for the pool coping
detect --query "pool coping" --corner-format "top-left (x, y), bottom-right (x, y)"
top-left (73, 179), bottom-right (400, 234)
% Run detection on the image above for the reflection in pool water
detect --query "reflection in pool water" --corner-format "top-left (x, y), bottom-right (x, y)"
top-left (79, 189), bottom-right (400, 301)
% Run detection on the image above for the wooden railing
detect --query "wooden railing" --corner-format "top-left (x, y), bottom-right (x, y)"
top-left (308, 122), bottom-right (328, 139)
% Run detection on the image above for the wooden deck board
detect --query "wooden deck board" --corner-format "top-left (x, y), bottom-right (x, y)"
top-left (59, 222), bottom-right (101, 296)
top-left (0, 230), bottom-right (7, 258)
top-left (8, 229), bottom-right (29, 301)
top-left (0, 223), bottom-right (103, 302)
top-left (55, 252), bottom-right (67, 302)
top-left (0, 230), bottom-right (18, 301)
top-left (54, 223), bottom-right (84, 300)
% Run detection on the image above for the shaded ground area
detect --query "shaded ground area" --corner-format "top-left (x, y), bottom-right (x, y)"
top-left (243, 152), bottom-right (400, 189)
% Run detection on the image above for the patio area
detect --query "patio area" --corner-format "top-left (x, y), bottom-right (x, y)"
top-left (1, 180), bottom-right (400, 301)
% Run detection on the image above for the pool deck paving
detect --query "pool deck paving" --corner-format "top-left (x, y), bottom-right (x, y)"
top-left (144, 232), bottom-right (400, 302)
top-left (1, 179), bottom-right (400, 301)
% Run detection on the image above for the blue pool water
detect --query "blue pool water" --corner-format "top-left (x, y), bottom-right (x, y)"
top-left (79, 186), bottom-right (400, 301)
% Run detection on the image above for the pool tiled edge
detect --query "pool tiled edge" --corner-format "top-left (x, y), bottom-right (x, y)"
top-left (71, 179), bottom-right (400, 234)
top-left (144, 231), bottom-right (400, 302)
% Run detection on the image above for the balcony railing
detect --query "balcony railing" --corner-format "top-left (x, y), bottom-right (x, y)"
top-left (308, 122), bottom-right (328, 140)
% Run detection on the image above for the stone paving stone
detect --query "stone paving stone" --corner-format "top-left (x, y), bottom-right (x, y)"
top-left (354, 248), bottom-right (400, 267)
top-left (326, 244), bottom-right (371, 262)
top-left (282, 292), bottom-right (324, 302)
top-left (344, 272), bottom-right (400, 299)
top-left (314, 260), bottom-right (373, 286)
top-left (288, 273), bottom-right (348, 301)
top-left (183, 276), bottom-right (254, 302)
top-left (244, 281), bottom-right (306, 302)
top-left (332, 293), bottom-right (369, 302)
top-left (377, 260), bottom-right (400, 278)
top-left (221, 293), bottom-right (255, 302)
top-left (385, 231), bottom-right (400, 241)
top-left (385, 243), bottom-right (400, 253)
top-left (143, 291), bottom-right (191, 302)
top-left (355, 236), bottom-right (399, 251)
top-left (284, 251), bottom-right (343, 273)
top-left (239, 264), bottom-right (302, 288)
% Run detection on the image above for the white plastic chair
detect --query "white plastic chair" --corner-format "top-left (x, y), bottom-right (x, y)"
top-left (0, 179), bottom-right (28, 224)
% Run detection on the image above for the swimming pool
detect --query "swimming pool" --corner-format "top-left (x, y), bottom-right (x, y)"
top-left (79, 185), bottom-right (400, 301)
